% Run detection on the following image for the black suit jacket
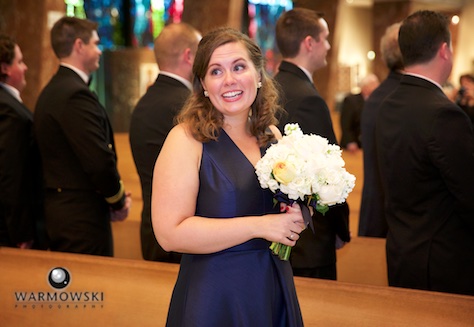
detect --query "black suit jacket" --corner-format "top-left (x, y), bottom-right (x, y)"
top-left (34, 66), bottom-right (124, 256)
top-left (130, 74), bottom-right (189, 262)
top-left (274, 61), bottom-right (350, 270)
top-left (359, 70), bottom-right (403, 237)
top-left (339, 92), bottom-right (364, 148)
top-left (0, 86), bottom-right (43, 247)
top-left (376, 74), bottom-right (474, 295)
top-left (275, 61), bottom-right (338, 140)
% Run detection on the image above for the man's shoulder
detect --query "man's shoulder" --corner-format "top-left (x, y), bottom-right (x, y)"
top-left (276, 75), bottom-right (317, 97)
top-left (35, 76), bottom-right (98, 117)
top-left (344, 92), bottom-right (363, 103)
top-left (134, 81), bottom-right (189, 112)
top-left (274, 66), bottom-right (303, 83)
top-left (40, 71), bottom-right (87, 97)
top-left (0, 95), bottom-right (19, 116)
top-left (0, 100), bottom-right (31, 119)
top-left (275, 70), bottom-right (304, 85)
top-left (0, 88), bottom-right (16, 107)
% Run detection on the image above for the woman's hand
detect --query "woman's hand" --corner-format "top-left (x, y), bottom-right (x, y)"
top-left (258, 202), bottom-right (306, 246)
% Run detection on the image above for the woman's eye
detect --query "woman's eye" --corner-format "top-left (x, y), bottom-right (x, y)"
top-left (234, 64), bottom-right (246, 72)
top-left (210, 68), bottom-right (221, 76)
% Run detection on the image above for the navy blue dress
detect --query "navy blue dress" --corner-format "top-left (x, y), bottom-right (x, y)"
top-left (165, 130), bottom-right (304, 327)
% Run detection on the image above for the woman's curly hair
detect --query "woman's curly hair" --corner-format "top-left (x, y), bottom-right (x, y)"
top-left (176, 27), bottom-right (282, 147)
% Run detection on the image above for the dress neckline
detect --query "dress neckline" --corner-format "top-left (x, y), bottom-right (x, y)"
top-left (219, 128), bottom-right (261, 170)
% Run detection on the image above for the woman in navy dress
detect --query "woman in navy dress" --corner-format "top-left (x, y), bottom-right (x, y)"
top-left (152, 27), bottom-right (305, 326)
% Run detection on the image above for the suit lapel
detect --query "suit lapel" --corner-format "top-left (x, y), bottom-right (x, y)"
top-left (0, 86), bottom-right (33, 120)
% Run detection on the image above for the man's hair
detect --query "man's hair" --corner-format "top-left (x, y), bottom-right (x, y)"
top-left (460, 73), bottom-right (474, 84)
top-left (154, 23), bottom-right (200, 70)
top-left (50, 16), bottom-right (98, 59)
top-left (380, 22), bottom-right (404, 71)
top-left (275, 8), bottom-right (324, 58)
top-left (398, 10), bottom-right (450, 66)
top-left (0, 34), bottom-right (16, 82)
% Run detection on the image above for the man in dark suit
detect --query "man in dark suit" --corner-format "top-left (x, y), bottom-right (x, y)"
top-left (339, 74), bottom-right (379, 153)
top-left (130, 23), bottom-right (201, 262)
top-left (34, 17), bottom-right (131, 257)
top-left (274, 8), bottom-right (351, 280)
top-left (376, 10), bottom-right (474, 295)
top-left (0, 35), bottom-right (46, 249)
top-left (359, 22), bottom-right (404, 238)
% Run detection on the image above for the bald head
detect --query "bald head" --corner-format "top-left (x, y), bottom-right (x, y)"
top-left (360, 74), bottom-right (380, 99)
top-left (154, 23), bottom-right (201, 74)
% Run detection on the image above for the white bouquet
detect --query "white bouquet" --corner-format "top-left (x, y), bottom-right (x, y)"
top-left (255, 123), bottom-right (356, 260)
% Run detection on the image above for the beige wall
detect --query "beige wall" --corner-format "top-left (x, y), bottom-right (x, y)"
top-left (335, 2), bottom-right (374, 91)
top-left (452, 1), bottom-right (474, 86)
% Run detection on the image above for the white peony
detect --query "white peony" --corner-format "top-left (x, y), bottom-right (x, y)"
top-left (255, 123), bottom-right (356, 209)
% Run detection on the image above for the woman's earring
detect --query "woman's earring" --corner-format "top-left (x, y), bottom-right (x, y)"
top-left (257, 82), bottom-right (262, 89)
top-left (204, 90), bottom-right (209, 97)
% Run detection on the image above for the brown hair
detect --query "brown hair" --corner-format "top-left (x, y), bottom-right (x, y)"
top-left (276, 8), bottom-right (324, 58)
top-left (177, 27), bottom-right (281, 146)
top-left (399, 10), bottom-right (450, 66)
top-left (460, 74), bottom-right (474, 84)
top-left (50, 16), bottom-right (98, 59)
top-left (0, 34), bottom-right (16, 82)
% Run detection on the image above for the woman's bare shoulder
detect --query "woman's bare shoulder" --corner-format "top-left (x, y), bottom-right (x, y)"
top-left (168, 123), bottom-right (201, 145)
top-left (268, 125), bottom-right (282, 140)
top-left (157, 123), bottom-right (202, 171)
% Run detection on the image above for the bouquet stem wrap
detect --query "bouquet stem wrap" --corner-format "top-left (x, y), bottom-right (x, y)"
top-left (269, 194), bottom-right (316, 260)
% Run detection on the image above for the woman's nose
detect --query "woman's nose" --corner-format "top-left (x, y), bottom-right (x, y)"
top-left (223, 71), bottom-right (236, 85)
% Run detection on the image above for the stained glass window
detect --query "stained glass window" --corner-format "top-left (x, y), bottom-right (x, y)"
top-left (83, 0), bottom-right (125, 49)
top-left (248, 0), bottom-right (293, 74)
top-left (65, 0), bottom-right (183, 49)
top-left (65, 0), bottom-right (86, 18)
top-left (130, 0), bottom-right (183, 47)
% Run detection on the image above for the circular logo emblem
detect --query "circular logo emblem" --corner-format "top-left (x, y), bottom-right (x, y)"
top-left (48, 267), bottom-right (71, 289)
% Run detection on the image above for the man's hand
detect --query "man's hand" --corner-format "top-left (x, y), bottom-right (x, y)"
top-left (110, 192), bottom-right (132, 222)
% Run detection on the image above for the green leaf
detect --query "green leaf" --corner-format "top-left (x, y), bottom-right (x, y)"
top-left (316, 204), bottom-right (329, 216)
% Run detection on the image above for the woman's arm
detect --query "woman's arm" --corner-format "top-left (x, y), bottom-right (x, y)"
top-left (151, 124), bottom-right (304, 254)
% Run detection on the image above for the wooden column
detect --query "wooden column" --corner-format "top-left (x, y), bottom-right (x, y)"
top-left (182, 0), bottom-right (245, 35)
top-left (0, 0), bottom-right (65, 110)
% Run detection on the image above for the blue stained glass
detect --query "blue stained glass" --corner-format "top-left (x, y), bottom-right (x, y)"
top-left (83, 0), bottom-right (125, 49)
top-left (67, 0), bottom-right (180, 49)
top-left (248, 0), bottom-right (293, 74)
top-left (131, 0), bottom-right (181, 48)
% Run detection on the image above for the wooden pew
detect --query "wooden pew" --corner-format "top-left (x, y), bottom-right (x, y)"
top-left (111, 219), bottom-right (389, 287)
top-left (0, 247), bottom-right (176, 326)
top-left (1, 247), bottom-right (473, 326)
top-left (337, 236), bottom-right (388, 286)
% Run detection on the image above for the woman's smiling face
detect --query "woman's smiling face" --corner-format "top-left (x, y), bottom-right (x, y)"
top-left (201, 41), bottom-right (261, 118)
